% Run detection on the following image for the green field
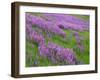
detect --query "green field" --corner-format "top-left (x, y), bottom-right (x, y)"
top-left (25, 13), bottom-right (90, 67)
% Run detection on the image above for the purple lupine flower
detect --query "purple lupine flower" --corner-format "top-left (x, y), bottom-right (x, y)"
top-left (26, 23), bottom-right (45, 44)
top-left (30, 30), bottom-right (45, 44)
top-left (43, 13), bottom-right (89, 26)
top-left (38, 44), bottom-right (51, 58)
top-left (73, 31), bottom-right (84, 52)
top-left (26, 23), bottom-right (33, 40)
top-left (61, 48), bottom-right (76, 64)
top-left (73, 31), bottom-right (81, 43)
top-left (26, 13), bottom-right (66, 38)
top-left (42, 13), bottom-right (89, 31)
top-left (47, 42), bottom-right (77, 65)
top-left (56, 21), bottom-right (85, 31)
top-left (77, 44), bottom-right (84, 52)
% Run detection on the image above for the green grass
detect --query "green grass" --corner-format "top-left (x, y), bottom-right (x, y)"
top-left (71, 14), bottom-right (89, 21)
top-left (51, 30), bottom-right (89, 64)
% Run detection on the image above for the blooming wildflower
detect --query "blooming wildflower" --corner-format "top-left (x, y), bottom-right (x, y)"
top-left (48, 42), bottom-right (77, 65)
top-left (26, 13), bottom-right (66, 38)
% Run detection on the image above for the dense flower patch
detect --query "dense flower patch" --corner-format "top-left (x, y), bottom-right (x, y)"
top-left (26, 13), bottom-right (89, 67)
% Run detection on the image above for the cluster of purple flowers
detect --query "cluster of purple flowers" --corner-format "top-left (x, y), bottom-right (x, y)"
top-left (73, 31), bottom-right (84, 52)
top-left (38, 44), bottom-right (50, 57)
top-left (42, 13), bottom-right (89, 25)
top-left (26, 13), bottom-right (88, 65)
top-left (38, 42), bottom-right (77, 65)
top-left (47, 42), bottom-right (76, 64)
top-left (26, 13), bottom-right (66, 38)
top-left (42, 13), bottom-right (89, 31)
top-left (26, 23), bottom-right (45, 45)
